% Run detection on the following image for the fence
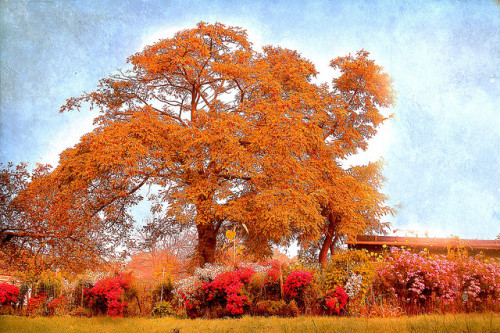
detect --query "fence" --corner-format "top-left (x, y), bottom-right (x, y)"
top-left (14, 279), bottom-right (172, 315)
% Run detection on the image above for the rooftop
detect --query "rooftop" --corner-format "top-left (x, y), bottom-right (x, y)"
top-left (347, 235), bottom-right (500, 257)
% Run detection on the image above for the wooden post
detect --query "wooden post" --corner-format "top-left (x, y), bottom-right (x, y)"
top-left (160, 266), bottom-right (165, 302)
top-left (279, 262), bottom-right (283, 299)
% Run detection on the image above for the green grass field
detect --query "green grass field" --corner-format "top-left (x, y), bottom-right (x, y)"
top-left (1, 313), bottom-right (499, 333)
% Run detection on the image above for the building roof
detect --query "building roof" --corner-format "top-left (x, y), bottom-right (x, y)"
top-left (347, 235), bottom-right (500, 256)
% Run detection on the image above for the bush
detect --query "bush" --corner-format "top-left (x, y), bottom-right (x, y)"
top-left (456, 256), bottom-right (500, 308)
top-left (283, 270), bottom-right (314, 306)
top-left (254, 300), bottom-right (299, 317)
top-left (151, 301), bottom-right (174, 317)
top-left (174, 276), bottom-right (204, 318)
top-left (320, 286), bottom-right (348, 315)
top-left (322, 250), bottom-right (374, 303)
top-left (374, 248), bottom-right (500, 313)
top-left (25, 293), bottom-right (48, 317)
top-left (152, 277), bottom-right (174, 303)
top-left (47, 296), bottom-right (69, 316)
top-left (84, 274), bottom-right (135, 317)
top-left (174, 267), bottom-right (256, 318)
top-left (0, 282), bottom-right (20, 307)
top-left (285, 299), bottom-right (300, 317)
top-left (375, 248), bottom-right (459, 308)
top-left (201, 267), bottom-right (255, 317)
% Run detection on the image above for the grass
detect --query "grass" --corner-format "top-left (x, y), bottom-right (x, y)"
top-left (0, 313), bottom-right (499, 333)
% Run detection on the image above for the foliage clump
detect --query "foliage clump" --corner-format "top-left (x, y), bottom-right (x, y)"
top-left (374, 247), bottom-right (500, 313)
top-left (0, 282), bottom-right (19, 307)
top-left (322, 249), bottom-right (374, 305)
top-left (84, 274), bottom-right (137, 317)
top-left (321, 286), bottom-right (349, 315)
top-left (283, 270), bottom-right (314, 305)
top-left (152, 275), bottom-right (175, 304)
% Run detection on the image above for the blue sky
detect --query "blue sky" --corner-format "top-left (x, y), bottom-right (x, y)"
top-left (1, 0), bottom-right (499, 240)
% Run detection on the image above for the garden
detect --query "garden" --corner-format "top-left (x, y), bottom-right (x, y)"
top-left (1, 248), bottom-right (498, 323)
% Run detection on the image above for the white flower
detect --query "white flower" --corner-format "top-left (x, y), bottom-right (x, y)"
top-left (344, 273), bottom-right (363, 299)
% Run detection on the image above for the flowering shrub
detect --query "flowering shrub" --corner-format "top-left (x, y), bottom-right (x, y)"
top-left (456, 256), bottom-right (500, 306)
top-left (0, 282), bottom-right (19, 307)
top-left (344, 273), bottom-right (363, 299)
top-left (84, 274), bottom-right (134, 317)
top-left (374, 248), bottom-right (500, 313)
top-left (323, 250), bottom-right (374, 303)
top-left (375, 248), bottom-right (460, 306)
top-left (174, 264), bottom-right (257, 318)
top-left (1, 251), bottom-right (495, 318)
top-left (283, 270), bottom-right (313, 303)
top-left (201, 267), bottom-right (255, 317)
top-left (322, 286), bottom-right (349, 315)
top-left (25, 293), bottom-right (48, 317)
top-left (173, 276), bottom-right (204, 318)
top-left (47, 296), bottom-right (69, 316)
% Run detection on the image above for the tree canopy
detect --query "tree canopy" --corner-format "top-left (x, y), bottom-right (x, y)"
top-left (2, 22), bottom-right (394, 271)
top-left (0, 163), bottom-right (121, 273)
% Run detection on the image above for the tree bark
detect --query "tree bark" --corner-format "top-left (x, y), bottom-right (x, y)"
top-left (330, 234), bottom-right (339, 256)
top-left (318, 212), bottom-right (339, 267)
top-left (196, 222), bottom-right (217, 265)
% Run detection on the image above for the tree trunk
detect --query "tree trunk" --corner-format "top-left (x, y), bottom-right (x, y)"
top-left (330, 235), bottom-right (338, 256)
top-left (196, 222), bottom-right (217, 265)
top-left (319, 212), bottom-right (338, 267)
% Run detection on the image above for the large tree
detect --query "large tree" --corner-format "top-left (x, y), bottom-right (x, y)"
top-left (57, 22), bottom-right (329, 265)
top-left (14, 22), bottom-right (394, 268)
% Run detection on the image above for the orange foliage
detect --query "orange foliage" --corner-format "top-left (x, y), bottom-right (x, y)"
top-left (7, 22), bottom-right (394, 269)
top-left (0, 163), bottom-right (109, 273)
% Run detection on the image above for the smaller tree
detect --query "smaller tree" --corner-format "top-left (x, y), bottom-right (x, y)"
top-left (130, 217), bottom-right (196, 278)
top-left (0, 162), bottom-right (125, 273)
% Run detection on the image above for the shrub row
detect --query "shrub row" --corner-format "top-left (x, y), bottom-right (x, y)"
top-left (1, 248), bottom-right (498, 318)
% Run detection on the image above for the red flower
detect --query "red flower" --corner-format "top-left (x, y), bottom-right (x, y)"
top-left (323, 286), bottom-right (348, 315)
top-left (0, 283), bottom-right (19, 306)
top-left (197, 267), bottom-right (255, 316)
top-left (84, 274), bottom-right (133, 317)
top-left (283, 270), bottom-right (313, 300)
